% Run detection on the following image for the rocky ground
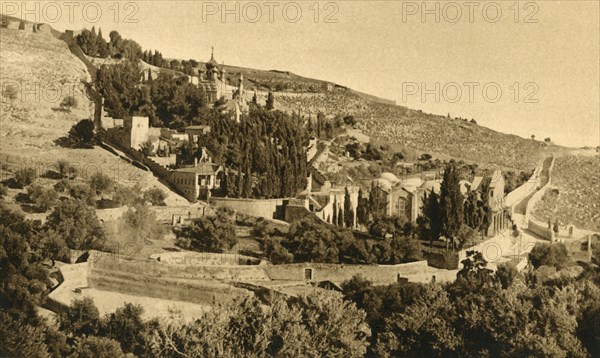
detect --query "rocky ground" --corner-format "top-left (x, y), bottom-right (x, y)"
top-left (276, 90), bottom-right (566, 171)
top-left (533, 154), bottom-right (600, 232)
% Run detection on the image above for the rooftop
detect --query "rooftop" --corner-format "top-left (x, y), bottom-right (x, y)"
top-left (185, 125), bottom-right (211, 130)
top-left (173, 162), bottom-right (221, 176)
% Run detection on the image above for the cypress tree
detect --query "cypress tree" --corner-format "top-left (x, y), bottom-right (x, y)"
top-left (332, 198), bottom-right (338, 226)
top-left (236, 166), bottom-right (244, 197)
top-left (368, 182), bottom-right (387, 221)
top-left (226, 171), bottom-right (237, 197)
top-left (344, 187), bottom-right (354, 228)
top-left (439, 164), bottom-right (464, 249)
top-left (242, 163), bottom-right (252, 198)
top-left (428, 190), bottom-right (442, 244)
top-left (266, 91), bottom-right (274, 110)
top-left (478, 177), bottom-right (493, 236)
top-left (220, 171), bottom-right (228, 196)
top-left (337, 207), bottom-right (344, 227)
top-left (356, 188), bottom-right (366, 226)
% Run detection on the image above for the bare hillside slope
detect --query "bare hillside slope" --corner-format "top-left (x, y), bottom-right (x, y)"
top-left (0, 28), bottom-right (187, 205)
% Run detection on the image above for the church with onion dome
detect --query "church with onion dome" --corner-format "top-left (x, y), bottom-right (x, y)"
top-left (197, 47), bottom-right (249, 122)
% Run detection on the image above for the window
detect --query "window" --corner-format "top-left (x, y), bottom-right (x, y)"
top-left (397, 197), bottom-right (406, 216)
top-left (304, 268), bottom-right (313, 281)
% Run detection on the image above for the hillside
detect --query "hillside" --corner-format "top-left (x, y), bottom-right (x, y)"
top-left (0, 28), bottom-right (187, 205)
top-left (273, 91), bottom-right (565, 170)
top-left (3, 23), bottom-right (569, 177)
top-left (533, 154), bottom-right (600, 232)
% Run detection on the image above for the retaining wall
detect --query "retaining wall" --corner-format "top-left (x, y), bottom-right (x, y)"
top-left (210, 197), bottom-right (289, 220)
top-left (526, 156), bottom-right (555, 239)
top-left (262, 261), bottom-right (430, 285)
top-left (149, 252), bottom-right (262, 266)
top-left (89, 268), bottom-right (249, 305)
top-left (526, 157), bottom-right (555, 219)
top-left (96, 207), bottom-right (128, 222)
top-left (528, 219), bottom-right (553, 241)
top-left (151, 205), bottom-right (213, 223)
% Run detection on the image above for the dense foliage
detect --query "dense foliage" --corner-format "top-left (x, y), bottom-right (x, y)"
top-left (417, 163), bottom-right (491, 251)
top-left (343, 251), bottom-right (600, 357)
top-left (176, 212), bottom-right (237, 253)
top-left (199, 106), bottom-right (308, 198)
top-left (0, 203), bottom-right (368, 356)
top-left (65, 119), bottom-right (98, 148)
top-left (95, 61), bottom-right (308, 199)
top-left (77, 28), bottom-right (142, 60)
top-left (261, 217), bottom-right (421, 265)
top-left (1, 199), bottom-right (599, 357)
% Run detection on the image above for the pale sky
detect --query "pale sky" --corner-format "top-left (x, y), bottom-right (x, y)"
top-left (12, 1), bottom-right (599, 147)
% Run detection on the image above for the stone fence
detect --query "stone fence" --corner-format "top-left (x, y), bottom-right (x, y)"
top-left (262, 261), bottom-right (430, 285)
top-left (210, 197), bottom-right (292, 221)
top-left (526, 156), bottom-right (556, 240)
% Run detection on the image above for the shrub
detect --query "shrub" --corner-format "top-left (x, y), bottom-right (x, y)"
top-left (343, 115), bottom-right (356, 126)
top-left (495, 262), bottom-right (519, 289)
top-left (261, 236), bottom-right (293, 264)
top-left (57, 160), bottom-right (78, 179)
top-left (2, 84), bottom-right (18, 102)
top-left (143, 187), bottom-right (166, 206)
top-left (0, 184), bottom-right (7, 198)
top-left (27, 184), bottom-right (59, 211)
top-left (89, 172), bottom-right (114, 197)
top-left (60, 95), bottom-right (78, 110)
top-left (14, 168), bottom-right (37, 188)
top-left (69, 183), bottom-right (96, 206)
top-left (67, 119), bottom-right (96, 148)
top-left (53, 179), bottom-right (71, 193)
top-left (177, 216), bottom-right (237, 253)
top-left (72, 336), bottom-right (124, 358)
top-left (113, 184), bottom-right (143, 206)
top-left (424, 250), bottom-right (459, 270)
top-left (529, 243), bottom-right (570, 270)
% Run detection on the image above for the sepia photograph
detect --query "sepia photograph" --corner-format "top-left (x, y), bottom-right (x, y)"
top-left (0, 1), bottom-right (599, 357)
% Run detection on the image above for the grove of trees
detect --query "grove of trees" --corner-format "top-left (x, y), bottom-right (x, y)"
top-left (342, 249), bottom-right (600, 357)
top-left (77, 28), bottom-right (142, 60)
top-left (1, 188), bottom-right (599, 357)
top-left (418, 163), bottom-right (493, 251)
top-left (259, 216), bottom-right (422, 265)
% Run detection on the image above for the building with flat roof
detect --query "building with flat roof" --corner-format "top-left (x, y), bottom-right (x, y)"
top-left (171, 162), bottom-right (223, 201)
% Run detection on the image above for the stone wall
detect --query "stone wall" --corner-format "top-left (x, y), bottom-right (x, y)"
top-left (262, 261), bottom-right (430, 285)
top-left (6, 20), bottom-right (20, 30)
top-left (210, 197), bottom-right (289, 220)
top-left (528, 219), bottom-right (553, 241)
top-left (526, 157), bottom-right (555, 238)
top-left (149, 252), bottom-right (262, 266)
top-left (89, 268), bottom-right (249, 305)
top-left (284, 205), bottom-right (314, 222)
top-left (96, 207), bottom-right (128, 222)
top-left (151, 205), bottom-right (213, 223)
top-left (526, 157), bottom-right (555, 219)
